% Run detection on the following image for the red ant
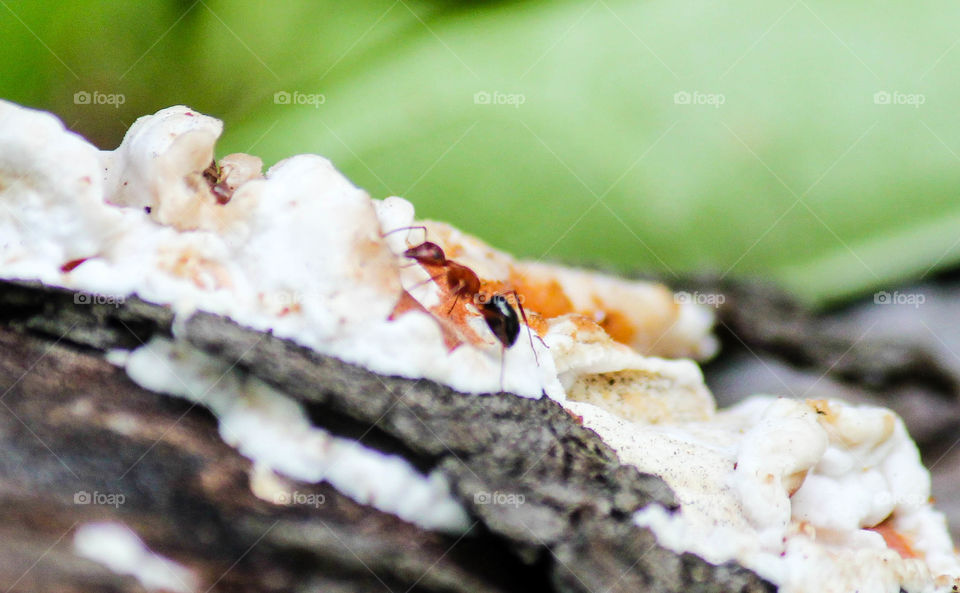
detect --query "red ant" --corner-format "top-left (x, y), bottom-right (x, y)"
top-left (383, 226), bottom-right (542, 371)
top-left (402, 241), bottom-right (479, 314)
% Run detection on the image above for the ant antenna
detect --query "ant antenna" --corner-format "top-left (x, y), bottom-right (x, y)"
top-left (381, 225), bottom-right (428, 244)
top-left (406, 270), bottom-right (448, 294)
top-left (508, 290), bottom-right (541, 366)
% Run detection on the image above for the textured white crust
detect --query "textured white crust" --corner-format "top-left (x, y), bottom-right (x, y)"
top-left (567, 397), bottom-right (960, 593)
top-left (0, 99), bottom-right (717, 405)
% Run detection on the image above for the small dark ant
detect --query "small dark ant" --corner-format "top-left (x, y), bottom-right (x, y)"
top-left (382, 225), bottom-right (542, 368)
top-left (203, 160), bottom-right (233, 204)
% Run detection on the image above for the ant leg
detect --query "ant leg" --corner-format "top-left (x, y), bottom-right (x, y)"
top-left (508, 290), bottom-right (541, 366)
top-left (499, 346), bottom-right (506, 393)
top-left (407, 270), bottom-right (447, 292)
top-left (446, 290), bottom-right (461, 315)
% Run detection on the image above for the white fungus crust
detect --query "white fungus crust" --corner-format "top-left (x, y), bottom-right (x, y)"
top-left (566, 397), bottom-right (960, 593)
top-left (1, 99), bottom-right (958, 592)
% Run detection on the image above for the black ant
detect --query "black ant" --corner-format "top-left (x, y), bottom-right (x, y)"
top-left (383, 226), bottom-right (542, 369)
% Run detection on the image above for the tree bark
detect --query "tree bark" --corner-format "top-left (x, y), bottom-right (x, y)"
top-left (0, 279), bottom-right (773, 593)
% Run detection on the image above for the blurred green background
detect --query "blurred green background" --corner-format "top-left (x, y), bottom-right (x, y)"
top-left (3, 0), bottom-right (960, 306)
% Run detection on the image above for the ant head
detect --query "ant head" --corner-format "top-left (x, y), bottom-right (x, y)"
top-left (404, 242), bottom-right (447, 265)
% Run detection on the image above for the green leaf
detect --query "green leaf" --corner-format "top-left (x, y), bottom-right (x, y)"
top-left (219, 0), bottom-right (960, 306)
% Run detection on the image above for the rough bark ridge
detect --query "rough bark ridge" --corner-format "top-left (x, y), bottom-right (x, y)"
top-left (0, 279), bottom-right (774, 593)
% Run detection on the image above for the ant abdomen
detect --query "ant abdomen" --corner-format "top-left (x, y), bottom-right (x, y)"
top-left (481, 294), bottom-right (521, 347)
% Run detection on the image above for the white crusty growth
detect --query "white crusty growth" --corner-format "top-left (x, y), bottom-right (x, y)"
top-left (0, 99), bottom-right (717, 405)
top-left (103, 107), bottom-right (223, 227)
top-left (0, 100), bottom-right (122, 279)
top-left (547, 315), bottom-right (714, 424)
top-left (566, 396), bottom-right (960, 593)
